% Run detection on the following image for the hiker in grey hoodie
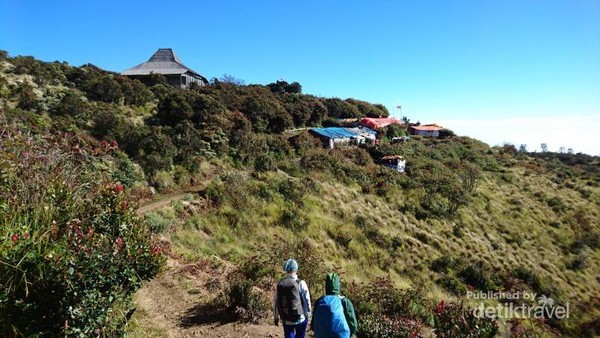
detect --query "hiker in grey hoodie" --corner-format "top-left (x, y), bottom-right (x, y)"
top-left (273, 259), bottom-right (311, 338)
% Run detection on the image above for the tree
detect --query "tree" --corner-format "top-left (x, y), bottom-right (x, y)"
top-left (137, 127), bottom-right (177, 175)
top-left (53, 91), bottom-right (87, 116)
top-left (308, 99), bottom-right (328, 126)
top-left (147, 72), bottom-right (168, 86)
top-left (157, 91), bottom-right (194, 126)
top-left (323, 98), bottom-right (360, 118)
top-left (118, 77), bottom-right (153, 106)
top-left (541, 143), bottom-right (548, 153)
top-left (282, 95), bottom-right (312, 127)
top-left (241, 95), bottom-right (291, 133)
top-left (285, 81), bottom-right (302, 94)
top-left (384, 124), bottom-right (406, 140)
top-left (217, 74), bottom-right (245, 85)
top-left (519, 144), bottom-right (527, 153)
top-left (345, 98), bottom-right (389, 117)
top-left (438, 129), bottom-right (455, 139)
top-left (267, 80), bottom-right (302, 94)
top-left (83, 75), bottom-right (124, 103)
top-left (16, 81), bottom-right (37, 110)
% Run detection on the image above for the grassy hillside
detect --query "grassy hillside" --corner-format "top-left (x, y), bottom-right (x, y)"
top-left (1, 51), bottom-right (598, 337)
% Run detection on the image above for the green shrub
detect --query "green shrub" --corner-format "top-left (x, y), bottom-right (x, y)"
top-left (346, 278), bottom-right (433, 337)
top-left (434, 301), bottom-right (498, 337)
top-left (457, 260), bottom-right (498, 291)
top-left (254, 153), bottom-right (276, 172)
top-left (52, 90), bottom-right (88, 117)
top-left (510, 267), bottom-right (558, 299)
top-left (279, 204), bottom-right (309, 231)
top-left (144, 212), bottom-right (170, 233)
top-left (16, 81), bottom-right (38, 110)
top-left (225, 277), bottom-right (270, 323)
top-left (0, 131), bottom-right (164, 337)
top-left (436, 276), bottom-right (467, 295)
top-left (289, 131), bottom-right (321, 155)
top-left (150, 170), bottom-right (176, 191)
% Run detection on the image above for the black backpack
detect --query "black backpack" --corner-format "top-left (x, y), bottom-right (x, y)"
top-left (277, 278), bottom-right (304, 322)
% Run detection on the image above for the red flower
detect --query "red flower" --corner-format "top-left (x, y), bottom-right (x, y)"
top-left (113, 183), bottom-right (124, 193)
top-left (87, 229), bottom-right (94, 236)
top-left (466, 284), bottom-right (474, 290)
top-left (435, 300), bottom-right (445, 314)
top-left (150, 244), bottom-right (163, 256)
top-left (23, 232), bottom-right (30, 239)
top-left (110, 140), bottom-right (119, 149)
top-left (11, 234), bottom-right (19, 243)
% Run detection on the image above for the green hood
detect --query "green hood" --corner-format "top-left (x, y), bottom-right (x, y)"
top-left (325, 273), bottom-right (341, 295)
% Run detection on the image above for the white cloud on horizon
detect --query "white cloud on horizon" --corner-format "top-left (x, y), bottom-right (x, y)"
top-left (437, 115), bottom-right (600, 156)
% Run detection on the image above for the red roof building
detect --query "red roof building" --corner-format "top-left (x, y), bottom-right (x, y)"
top-left (410, 124), bottom-right (443, 137)
top-left (359, 117), bottom-right (405, 129)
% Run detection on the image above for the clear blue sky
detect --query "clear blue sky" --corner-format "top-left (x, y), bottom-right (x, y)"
top-left (2, 0), bottom-right (599, 154)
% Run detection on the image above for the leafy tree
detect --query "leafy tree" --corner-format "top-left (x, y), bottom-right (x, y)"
top-left (267, 80), bottom-right (302, 94)
top-left (282, 94), bottom-right (312, 127)
top-left (157, 91), bottom-right (194, 126)
top-left (519, 144), bottom-right (528, 153)
top-left (170, 121), bottom-right (218, 169)
top-left (323, 97), bottom-right (360, 118)
top-left (53, 91), bottom-right (88, 116)
top-left (241, 94), bottom-right (291, 133)
top-left (16, 81), bottom-right (37, 110)
top-left (90, 102), bottom-right (127, 139)
top-left (308, 98), bottom-right (328, 126)
top-left (285, 81), bottom-right (302, 94)
top-left (438, 128), bottom-right (455, 139)
top-left (137, 127), bottom-right (177, 175)
top-left (147, 72), bottom-right (168, 86)
top-left (191, 93), bottom-right (230, 129)
top-left (383, 123), bottom-right (406, 140)
top-left (541, 143), bottom-right (548, 153)
top-left (117, 77), bottom-right (153, 106)
top-left (217, 74), bottom-right (246, 85)
top-left (346, 98), bottom-right (389, 117)
top-left (83, 75), bottom-right (124, 104)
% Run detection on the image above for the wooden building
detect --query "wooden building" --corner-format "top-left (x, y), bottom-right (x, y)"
top-left (122, 49), bottom-right (208, 88)
top-left (410, 124), bottom-right (443, 137)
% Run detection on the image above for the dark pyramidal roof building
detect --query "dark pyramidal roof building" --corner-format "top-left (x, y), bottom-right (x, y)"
top-left (122, 48), bottom-right (208, 88)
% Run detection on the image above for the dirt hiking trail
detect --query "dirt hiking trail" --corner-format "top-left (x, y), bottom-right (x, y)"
top-left (132, 258), bottom-right (283, 338)
top-left (134, 187), bottom-right (286, 338)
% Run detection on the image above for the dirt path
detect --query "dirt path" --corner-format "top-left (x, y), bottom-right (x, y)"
top-left (133, 182), bottom-right (284, 337)
top-left (136, 185), bottom-right (206, 216)
top-left (132, 257), bottom-right (283, 338)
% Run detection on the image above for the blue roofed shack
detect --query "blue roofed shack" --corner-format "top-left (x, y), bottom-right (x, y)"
top-left (309, 127), bottom-right (376, 148)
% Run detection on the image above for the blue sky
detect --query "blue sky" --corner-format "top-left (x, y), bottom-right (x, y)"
top-left (2, 0), bottom-right (599, 154)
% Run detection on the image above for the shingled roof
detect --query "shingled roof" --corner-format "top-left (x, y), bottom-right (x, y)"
top-left (122, 48), bottom-right (207, 82)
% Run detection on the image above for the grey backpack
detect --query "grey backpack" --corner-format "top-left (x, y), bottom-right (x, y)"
top-left (277, 278), bottom-right (304, 321)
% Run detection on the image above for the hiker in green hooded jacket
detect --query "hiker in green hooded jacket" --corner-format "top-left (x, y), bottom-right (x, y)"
top-left (311, 273), bottom-right (358, 337)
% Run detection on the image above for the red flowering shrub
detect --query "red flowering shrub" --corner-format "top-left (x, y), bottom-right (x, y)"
top-left (433, 301), bottom-right (498, 338)
top-left (345, 278), bottom-right (498, 337)
top-left (0, 130), bottom-right (164, 336)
